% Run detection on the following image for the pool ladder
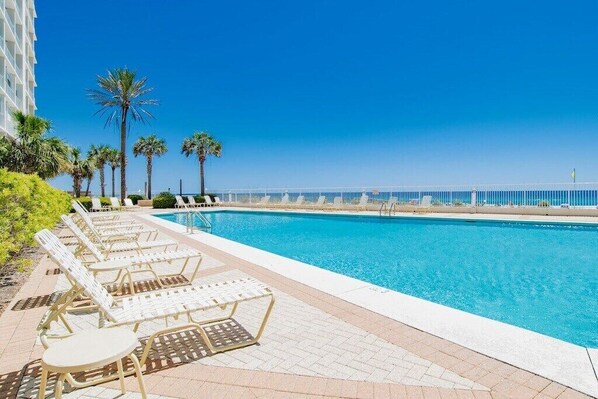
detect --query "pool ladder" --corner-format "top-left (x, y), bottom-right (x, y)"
top-left (378, 201), bottom-right (397, 216)
top-left (185, 209), bottom-right (212, 233)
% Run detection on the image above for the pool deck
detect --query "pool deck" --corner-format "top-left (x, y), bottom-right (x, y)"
top-left (0, 206), bottom-right (596, 398)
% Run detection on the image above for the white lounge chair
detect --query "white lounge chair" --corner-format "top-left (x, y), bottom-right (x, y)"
top-left (74, 201), bottom-right (130, 222)
top-left (331, 196), bottom-right (343, 209)
top-left (187, 196), bottom-right (202, 208)
top-left (35, 229), bottom-right (275, 369)
top-left (90, 198), bottom-right (112, 212)
top-left (351, 194), bottom-right (369, 210)
top-left (75, 205), bottom-right (158, 241)
top-left (309, 195), bottom-right (326, 209)
top-left (204, 196), bottom-right (215, 207)
top-left (64, 215), bottom-right (178, 256)
top-left (214, 197), bottom-right (223, 206)
top-left (72, 201), bottom-right (142, 230)
top-left (290, 195), bottom-right (305, 208)
top-left (175, 195), bottom-right (187, 209)
top-left (109, 197), bottom-right (123, 211)
top-left (61, 216), bottom-right (202, 293)
top-left (275, 194), bottom-right (290, 207)
top-left (123, 198), bottom-right (140, 210)
top-left (420, 195), bottom-right (432, 207)
top-left (63, 214), bottom-right (178, 254)
top-left (256, 195), bottom-right (271, 207)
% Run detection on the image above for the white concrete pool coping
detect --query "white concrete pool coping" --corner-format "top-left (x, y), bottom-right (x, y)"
top-left (141, 208), bottom-right (598, 397)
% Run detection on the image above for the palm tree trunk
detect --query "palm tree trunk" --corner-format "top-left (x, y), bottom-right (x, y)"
top-left (147, 156), bottom-right (153, 200)
top-left (85, 179), bottom-right (91, 196)
top-left (99, 166), bottom-right (105, 197)
top-left (120, 110), bottom-right (128, 201)
top-left (73, 176), bottom-right (81, 198)
top-left (199, 158), bottom-right (205, 195)
top-left (111, 167), bottom-right (116, 197)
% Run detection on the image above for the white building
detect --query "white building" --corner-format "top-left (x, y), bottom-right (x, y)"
top-left (0, 0), bottom-right (36, 138)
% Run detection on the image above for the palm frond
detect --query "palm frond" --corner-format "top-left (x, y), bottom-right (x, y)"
top-left (87, 67), bottom-right (158, 129)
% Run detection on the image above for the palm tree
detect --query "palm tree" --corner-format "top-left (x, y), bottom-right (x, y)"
top-left (0, 111), bottom-right (70, 179)
top-left (132, 135), bottom-right (167, 199)
top-left (87, 68), bottom-right (158, 201)
top-left (106, 148), bottom-right (122, 197)
top-left (82, 158), bottom-right (96, 197)
top-left (68, 148), bottom-right (94, 198)
top-left (87, 144), bottom-right (111, 197)
top-left (181, 132), bottom-right (222, 195)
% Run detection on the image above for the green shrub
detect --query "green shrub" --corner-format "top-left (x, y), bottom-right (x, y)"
top-left (538, 200), bottom-right (550, 207)
top-left (0, 169), bottom-right (71, 267)
top-left (152, 191), bottom-right (176, 208)
top-left (127, 194), bottom-right (145, 205)
top-left (76, 196), bottom-right (111, 211)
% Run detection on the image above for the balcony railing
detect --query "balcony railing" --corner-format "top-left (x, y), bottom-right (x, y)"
top-left (198, 183), bottom-right (598, 209)
top-left (15, 23), bottom-right (22, 44)
top-left (14, 1), bottom-right (22, 22)
top-left (5, 118), bottom-right (15, 137)
top-left (5, 75), bottom-right (16, 103)
top-left (5, 46), bottom-right (15, 69)
top-left (5, 10), bottom-right (15, 37)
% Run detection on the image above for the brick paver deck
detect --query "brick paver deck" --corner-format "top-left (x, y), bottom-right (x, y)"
top-left (0, 212), bottom-right (594, 399)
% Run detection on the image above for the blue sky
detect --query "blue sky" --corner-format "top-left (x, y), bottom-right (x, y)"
top-left (39, 1), bottom-right (598, 194)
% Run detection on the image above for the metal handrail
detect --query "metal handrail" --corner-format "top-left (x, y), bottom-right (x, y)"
top-left (194, 211), bottom-right (212, 231)
top-left (183, 207), bottom-right (211, 233)
top-left (389, 201), bottom-right (396, 216)
top-left (378, 202), bottom-right (387, 216)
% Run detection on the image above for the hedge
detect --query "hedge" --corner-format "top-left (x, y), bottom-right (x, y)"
top-left (127, 194), bottom-right (145, 205)
top-left (0, 169), bottom-right (71, 267)
top-left (152, 191), bottom-right (176, 208)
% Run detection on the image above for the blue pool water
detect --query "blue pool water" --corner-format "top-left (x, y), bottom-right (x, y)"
top-left (156, 211), bottom-right (598, 347)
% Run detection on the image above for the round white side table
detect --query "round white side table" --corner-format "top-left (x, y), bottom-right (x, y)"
top-left (38, 328), bottom-right (146, 399)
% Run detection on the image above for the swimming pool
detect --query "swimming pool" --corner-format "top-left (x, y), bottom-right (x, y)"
top-left (155, 210), bottom-right (598, 348)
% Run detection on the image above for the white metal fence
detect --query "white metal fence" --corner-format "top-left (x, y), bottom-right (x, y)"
top-left (194, 183), bottom-right (598, 208)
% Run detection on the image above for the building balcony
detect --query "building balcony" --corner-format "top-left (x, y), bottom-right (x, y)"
top-left (5, 46), bottom-right (15, 68)
top-left (5, 11), bottom-right (16, 38)
top-left (14, 2), bottom-right (22, 23)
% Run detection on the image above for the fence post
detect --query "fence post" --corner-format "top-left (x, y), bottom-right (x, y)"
top-left (471, 188), bottom-right (477, 207)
